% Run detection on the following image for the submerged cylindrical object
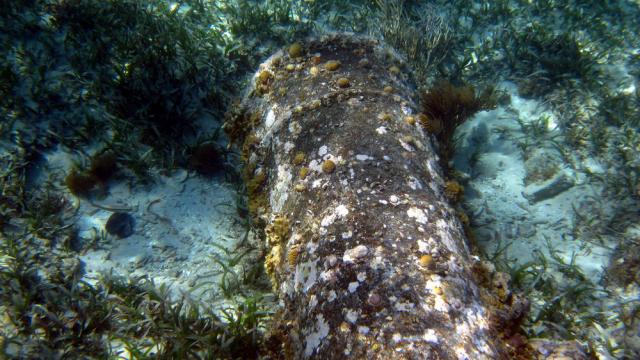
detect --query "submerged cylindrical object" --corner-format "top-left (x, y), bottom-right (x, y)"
top-left (226, 34), bottom-right (527, 359)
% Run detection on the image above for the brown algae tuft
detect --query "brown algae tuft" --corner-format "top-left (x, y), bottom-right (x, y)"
top-left (264, 215), bottom-right (291, 285)
top-left (419, 254), bottom-right (433, 268)
top-left (444, 180), bottom-right (464, 203)
top-left (288, 42), bottom-right (304, 58)
top-left (418, 113), bottom-right (443, 134)
top-left (256, 70), bottom-right (274, 95)
top-left (267, 215), bottom-right (290, 245)
top-left (337, 77), bottom-right (350, 88)
top-left (299, 167), bottom-right (310, 180)
top-left (65, 169), bottom-right (97, 197)
top-left (405, 115), bottom-right (416, 125)
top-left (324, 60), bottom-right (341, 71)
top-left (258, 70), bottom-right (272, 84)
top-left (65, 152), bottom-right (120, 197)
top-left (293, 151), bottom-right (306, 165)
top-left (322, 159), bottom-right (336, 173)
top-left (287, 245), bottom-right (301, 267)
top-left (379, 113), bottom-right (392, 122)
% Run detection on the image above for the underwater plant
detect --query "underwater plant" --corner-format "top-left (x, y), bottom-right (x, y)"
top-left (375, 0), bottom-right (452, 85)
top-left (65, 168), bottom-right (96, 197)
top-left (504, 22), bottom-right (604, 96)
top-left (87, 152), bottom-right (118, 183)
top-left (1, 0), bottom-right (238, 186)
top-left (0, 226), bottom-right (272, 358)
top-left (64, 151), bottom-right (120, 197)
top-left (420, 80), bottom-right (496, 162)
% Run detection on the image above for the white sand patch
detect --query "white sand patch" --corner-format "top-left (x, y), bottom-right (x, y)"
top-left (77, 170), bottom-right (251, 302)
top-left (453, 82), bottom-right (613, 276)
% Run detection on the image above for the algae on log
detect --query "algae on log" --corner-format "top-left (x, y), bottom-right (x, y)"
top-left (226, 35), bottom-right (529, 359)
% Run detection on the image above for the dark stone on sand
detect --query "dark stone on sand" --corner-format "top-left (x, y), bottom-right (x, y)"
top-left (105, 212), bottom-right (135, 238)
top-left (523, 171), bottom-right (575, 204)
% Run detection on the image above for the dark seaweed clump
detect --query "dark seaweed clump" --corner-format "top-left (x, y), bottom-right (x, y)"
top-left (420, 80), bottom-right (496, 162)
top-left (0, 235), bottom-right (269, 358)
top-left (65, 151), bottom-right (119, 197)
top-left (607, 241), bottom-right (640, 287)
top-left (504, 23), bottom-right (604, 97)
top-left (1, 0), bottom-right (232, 184)
top-left (1, 0), bottom-right (301, 356)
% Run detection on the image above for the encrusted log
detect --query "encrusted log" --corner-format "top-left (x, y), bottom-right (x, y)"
top-left (226, 34), bottom-right (529, 359)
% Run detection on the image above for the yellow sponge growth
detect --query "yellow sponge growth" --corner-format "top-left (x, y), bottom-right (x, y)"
top-left (264, 215), bottom-right (291, 286)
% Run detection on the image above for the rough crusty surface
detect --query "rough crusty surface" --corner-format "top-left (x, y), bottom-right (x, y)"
top-left (228, 34), bottom-right (536, 359)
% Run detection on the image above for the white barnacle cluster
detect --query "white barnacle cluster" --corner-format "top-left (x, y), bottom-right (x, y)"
top-left (401, 103), bottom-right (413, 115)
top-left (283, 141), bottom-right (295, 152)
top-left (399, 137), bottom-right (415, 152)
top-left (407, 206), bottom-right (428, 224)
top-left (452, 306), bottom-right (495, 357)
top-left (435, 218), bottom-right (462, 253)
top-left (270, 163), bottom-right (292, 212)
top-left (320, 204), bottom-right (350, 235)
top-left (417, 239), bottom-right (429, 252)
top-left (335, 204), bottom-right (349, 217)
top-left (293, 259), bottom-right (319, 294)
top-left (355, 154), bottom-right (373, 161)
top-left (407, 176), bottom-right (423, 190)
top-left (265, 107), bottom-right (276, 128)
top-left (304, 314), bottom-right (330, 357)
top-left (369, 246), bottom-right (387, 270)
top-left (343, 245), bottom-right (368, 264)
top-left (394, 301), bottom-right (416, 312)
top-left (345, 309), bottom-right (359, 323)
top-left (423, 278), bottom-right (449, 313)
top-left (318, 145), bottom-right (329, 157)
top-left (390, 330), bottom-right (440, 347)
top-left (423, 329), bottom-right (439, 344)
top-left (308, 145), bottom-right (343, 185)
